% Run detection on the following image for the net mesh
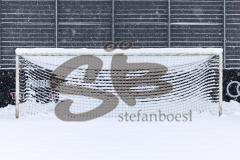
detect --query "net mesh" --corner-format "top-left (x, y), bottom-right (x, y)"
top-left (17, 54), bottom-right (221, 119)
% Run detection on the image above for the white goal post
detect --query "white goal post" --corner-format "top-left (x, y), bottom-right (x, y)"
top-left (15, 48), bottom-right (223, 120)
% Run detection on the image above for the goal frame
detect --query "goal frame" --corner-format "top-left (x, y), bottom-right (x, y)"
top-left (15, 48), bottom-right (223, 118)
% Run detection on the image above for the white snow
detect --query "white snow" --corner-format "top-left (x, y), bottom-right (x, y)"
top-left (22, 53), bottom-right (216, 70)
top-left (16, 48), bottom-right (223, 56)
top-left (0, 101), bottom-right (239, 160)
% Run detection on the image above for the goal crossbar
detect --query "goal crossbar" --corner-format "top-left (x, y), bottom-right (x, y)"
top-left (16, 48), bottom-right (223, 56)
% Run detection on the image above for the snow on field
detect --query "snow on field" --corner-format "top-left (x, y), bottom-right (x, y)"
top-left (0, 101), bottom-right (239, 160)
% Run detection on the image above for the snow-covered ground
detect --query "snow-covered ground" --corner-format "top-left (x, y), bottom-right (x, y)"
top-left (0, 101), bottom-right (239, 160)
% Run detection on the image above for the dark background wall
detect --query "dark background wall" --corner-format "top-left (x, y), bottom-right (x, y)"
top-left (0, 0), bottom-right (239, 69)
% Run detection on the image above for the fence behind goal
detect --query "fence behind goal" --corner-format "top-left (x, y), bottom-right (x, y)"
top-left (15, 48), bottom-right (223, 120)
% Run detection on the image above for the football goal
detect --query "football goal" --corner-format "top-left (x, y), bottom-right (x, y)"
top-left (15, 48), bottom-right (223, 120)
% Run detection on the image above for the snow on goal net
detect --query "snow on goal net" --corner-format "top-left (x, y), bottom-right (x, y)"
top-left (15, 48), bottom-right (223, 120)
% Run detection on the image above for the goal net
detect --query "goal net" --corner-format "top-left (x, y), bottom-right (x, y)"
top-left (15, 48), bottom-right (223, 120)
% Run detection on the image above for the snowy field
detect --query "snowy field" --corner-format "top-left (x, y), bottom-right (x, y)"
top-left (0, 101), bottom-right (239, 160)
